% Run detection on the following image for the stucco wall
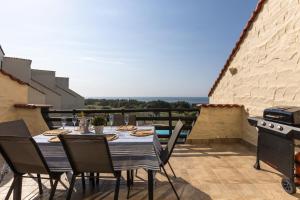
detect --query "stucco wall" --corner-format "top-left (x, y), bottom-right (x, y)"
top-left (30, 80), bottom-right (62, 109)
top-left (187, 106), bottom-right (243, 143)
top-left (2, 57), bottom-right (32, 83)
top-left (0, 73), bottom-right (49, 136)
top-left (14, 108), bottom-right (49, 136)
top-left (209, 0), bottom-right (300, 144)
top-left (28, 86), bottom-right (46, 104)
top-left (31, 69), bottom-right (56, 88)
top-left (55, 86), bottom-right (77, 109)
top-left (0, 73), bottom-right (28, 122)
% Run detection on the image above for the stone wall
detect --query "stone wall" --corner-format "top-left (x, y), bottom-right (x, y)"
top-left (0, 73), bottom-right (49, 136)
top-left (187, 105), bottom-right (243, 143)
top-left (210, 0), bottom-right (300, 115)
top-left (209, 0), bottom-right (300, 144)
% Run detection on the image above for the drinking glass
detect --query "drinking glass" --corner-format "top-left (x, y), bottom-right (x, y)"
top-left (124, 114), bottom-right (129, 126)
top-left (109, 114), bottom-right (114, 131)
top-left (72, 114), bottom-right (78, 130)
top-left (61, 117), bottom-right (67, 129)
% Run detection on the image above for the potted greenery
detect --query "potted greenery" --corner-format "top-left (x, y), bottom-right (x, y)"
top-left (92, 115), bottom-right (106, 134)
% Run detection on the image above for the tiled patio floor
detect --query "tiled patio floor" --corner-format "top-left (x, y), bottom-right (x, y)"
top-left (1, 143), bottom-right (300, 200)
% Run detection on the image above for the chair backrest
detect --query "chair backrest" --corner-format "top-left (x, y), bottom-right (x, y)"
top-left (160, 120), bottom-right (184, 165)
top-left (58, 135), bottom-right (115, 174)
top-left (0, 136), bottom-right (49, 174)
top-left (0, 120), bottom-right (31, 137)
top-left (112, 114), bottom-right (125, 126)
top-left (128, 115), bottom-right (136, 126)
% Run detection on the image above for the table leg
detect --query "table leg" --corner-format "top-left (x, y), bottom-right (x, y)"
top-left (148, 170), bottom-right (153, 200)
top-left (13, 174), bottom-right (22, 200)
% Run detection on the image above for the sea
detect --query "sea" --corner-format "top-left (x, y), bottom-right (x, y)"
top-left (90, 97), bottom-right (209, 105)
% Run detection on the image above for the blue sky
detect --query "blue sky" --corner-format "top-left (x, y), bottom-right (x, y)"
top-left (0, 0), bottom-right (257, 97)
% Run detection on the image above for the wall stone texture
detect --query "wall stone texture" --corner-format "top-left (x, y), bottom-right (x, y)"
top-left (187, 106), bottom-right (243, 143)
top-left (209, 0), bottom-right (300, 145)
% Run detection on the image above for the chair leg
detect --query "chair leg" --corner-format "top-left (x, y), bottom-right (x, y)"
top-left (162, 166), bottom-right (180, 200)
top-left (81, 173), bottom-right (85, 191)
top-left (131, 170), bottom-right (134, 185)
top-left (126, 170), bottom-right (131, 199)
top-left (66, 174), bottom-right (76, 200)
top-left (167, 161), bottom-right (177, 178)
top-left (49, 178), bottom-right (59, 200)
top-left (114, 172), bottom-right (121, 200)
top-left (5, 175), bottom-right (16, 200)
top-left (96, 173), bottom-right (100, 185)
top-left (37, 174), bottom-right (43, 194)
top-left (89, 173), bottom-right (95, 187)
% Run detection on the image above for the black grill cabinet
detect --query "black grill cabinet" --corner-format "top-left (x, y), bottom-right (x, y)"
top-left (249, 110), bottom-right (300, 194)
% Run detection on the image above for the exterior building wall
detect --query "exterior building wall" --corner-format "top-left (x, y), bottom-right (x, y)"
top-left (0, 73), bottom-right (49, 135)
top-left (55, 77), bottom-right (85, 109)
top-left (14, 107), bottom-right (49, 136)
top-left (0, 48), bottom-right (4, 64)
top-left (28, 87), bottom-right (46, 104)
top-left (56, 77), bottom-right (69, 89)
top-left (64, 88), bottom-right (85, 109)
top-left (31, 69), bottom-right (56, 88)
top-left (30, 80), bottom-right (62, 109)
top-left (2, 57), bottom-right (32, 83)
top-left (209, 0), bottom-right (300, 145)
top-left (0, 73), bottom-right (28, 122)
top-left (187, 106), bottom-right (243, 142)
top-left (55, 86), bottom-right (77, 110)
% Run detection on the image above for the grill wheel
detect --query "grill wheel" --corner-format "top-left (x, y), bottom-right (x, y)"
top-left (281, 177), bottom-right (296, 194)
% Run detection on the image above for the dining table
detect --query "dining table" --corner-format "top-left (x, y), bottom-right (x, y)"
top-left (32, 126), bottom-right (161, 200)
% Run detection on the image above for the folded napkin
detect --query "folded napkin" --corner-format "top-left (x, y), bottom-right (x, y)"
top-left (43, 129), bottom-right (71, 136)
top-left (130, 129), bottom-right (154, 137)
top-left (117, 125), bottom-right (137, 131)
top-left (48, 136), bottom-right (60, 143)
top-left (105, 133), bottom-right (119, 141)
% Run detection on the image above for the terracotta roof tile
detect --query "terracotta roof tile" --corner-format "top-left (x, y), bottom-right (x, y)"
top-left (14, 104), bottom-right (53, 109)
top-left (197, 104), bottom-right (243, 108)
top-left (0, 69), bottom-right (29, 86)
top-left (208, 0), bottom-right (267, 96)
top-left (0, 69), bottom-right (46, 95)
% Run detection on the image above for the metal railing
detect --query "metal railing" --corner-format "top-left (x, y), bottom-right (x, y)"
top-left (41, 108), bottom-right (200, 143)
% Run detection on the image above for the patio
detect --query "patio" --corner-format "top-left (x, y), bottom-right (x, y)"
top-left (1, 142), bottom-right (298, 200)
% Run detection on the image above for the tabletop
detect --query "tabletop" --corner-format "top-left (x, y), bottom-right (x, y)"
top-left (34, 126), bottom-right (162, 171)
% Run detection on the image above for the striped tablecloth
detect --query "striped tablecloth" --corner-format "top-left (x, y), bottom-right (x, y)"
top-left (34, 126), bottom-right (161, 171)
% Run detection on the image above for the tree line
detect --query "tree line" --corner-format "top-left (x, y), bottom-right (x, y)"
top-left (85, 98), bottom-right (193, 109)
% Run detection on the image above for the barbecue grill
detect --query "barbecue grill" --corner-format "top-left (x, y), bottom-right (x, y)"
top-left (248, 106), bottom-right (300, 194)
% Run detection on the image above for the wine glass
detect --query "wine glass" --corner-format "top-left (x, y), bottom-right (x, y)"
top-left (72, 114), bottom-right (78, 130)
top-left (109, 114), bottom-right (114, 131)
top-left (124, 114), bottom-right (129, 126)
top-left (61, 117), bottom-right (67, 129)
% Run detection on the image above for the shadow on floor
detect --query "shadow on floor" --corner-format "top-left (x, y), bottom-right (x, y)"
top-left (21, 172), bottom-right (212, 200)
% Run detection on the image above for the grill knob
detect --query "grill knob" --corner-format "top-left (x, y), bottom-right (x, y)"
top-left (261, 121), bottom-right (266, 126)
top-left (277, 125), bottom-right (283, 131)
top-left (268, 123), bottom-right (274, 128)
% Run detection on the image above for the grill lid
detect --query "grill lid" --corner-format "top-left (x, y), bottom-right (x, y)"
top-left (263, 106), bottom-right (300, 126)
